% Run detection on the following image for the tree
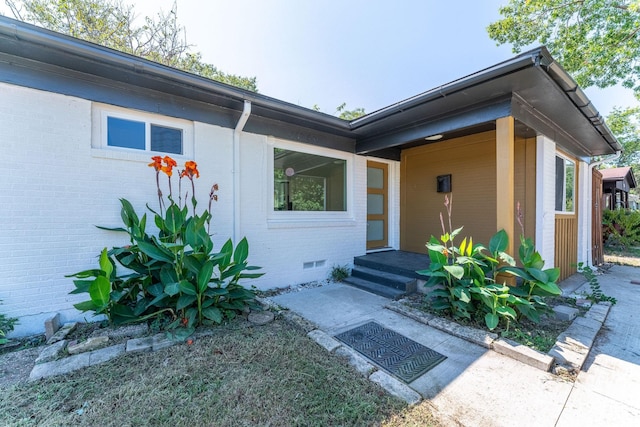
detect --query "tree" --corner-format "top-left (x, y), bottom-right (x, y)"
top-left (335, 102), bottom-right (366, 120)
top-left (4, 0), bottom-right (257, 91)
top-left (605, 107), bottom-right (640, 195)
top-left (487, 1), bottom-right (640, 96)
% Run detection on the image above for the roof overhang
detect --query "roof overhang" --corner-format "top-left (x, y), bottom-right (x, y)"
top-left (351, 47), bottom-right (621, 160)
top-left (0, 17), bottom-right (621, 161)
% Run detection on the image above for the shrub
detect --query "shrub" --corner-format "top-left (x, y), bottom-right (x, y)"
top-left (330, 264), bottom-right (350, 282)
top-left (603, 209), bottom-right (640, 248)
top-left (0, 300), bottom-right (18, 345)
top-left (68, 156), bottom-right (263, 339)
top-left (417, 196), bottom-right (561, 330)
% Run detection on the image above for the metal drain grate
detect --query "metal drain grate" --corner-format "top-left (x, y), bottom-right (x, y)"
top-left (335, 321), bottom-right (446, 383)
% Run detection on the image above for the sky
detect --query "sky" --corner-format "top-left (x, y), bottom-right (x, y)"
top-left (2, 0), bottom-right (638, 116)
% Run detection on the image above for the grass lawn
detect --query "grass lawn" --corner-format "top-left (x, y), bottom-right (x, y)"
top-left (0, 318), bottom-right (441, 427)
top-left (604, 246), bottom-right (640, 267)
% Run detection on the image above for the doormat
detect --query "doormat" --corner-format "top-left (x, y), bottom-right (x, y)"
top-left (335, 321), bottom-right (446, 383)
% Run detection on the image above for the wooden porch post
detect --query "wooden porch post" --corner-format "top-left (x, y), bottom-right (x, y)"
top-left (496, 116), bottom-right (515, 256)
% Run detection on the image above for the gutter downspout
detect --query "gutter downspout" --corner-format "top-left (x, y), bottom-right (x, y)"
top-left (233, 100), bottom-right (251, 243)
top-left (587, 150), bottom-right (622, 268)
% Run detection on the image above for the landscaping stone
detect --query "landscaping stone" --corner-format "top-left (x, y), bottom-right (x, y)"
top-left (126, 336), bottom-right (154, 353)
top-left (307, 330), bottom-right (341, 352)
top-left (584, 302), bottom-right (611, 323)
top-left (67, 336), bottom-right (109, 355)
top-left (492, 338), bottom-right (554, 371)
top-left (44, 313), bottom-right (61, 341)
top-left (427, 317), bottom-right (497, 349)
top-left (30, 352), bottom-right (91, 381)
top-left (248, 310), bottom-right (275, 326)
top-left (553, 305), bottom-right (579, 321)
top-left (385, 300), bottom-right (435, 324)
top-left (93, 323), bottom-right (149, 340)
top-left (46, 322), bottom-right (77, 344)
top-left (35, 340), bottom-right (67, 364)
top-left (575, 298), bottom-right (592, 308)
top-left (280, 311), bottom-right (318, 333)
top-left (369, 370), bottom-right (422, 405)
top-left (335, 346), bottom-right (376, 376)
top-left (89, 344), bottom-right (125, 365)
top-left (151, 333), bottom-right (175, 351)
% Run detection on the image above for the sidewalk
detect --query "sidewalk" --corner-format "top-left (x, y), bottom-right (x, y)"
top-left (271, 265), bottom-right (640, 426)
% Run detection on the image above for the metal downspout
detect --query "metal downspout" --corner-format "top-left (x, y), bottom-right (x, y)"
top-left (233, 101), bottom-right (251, 243)
top-left (587, 150), bottom-right (622, 267)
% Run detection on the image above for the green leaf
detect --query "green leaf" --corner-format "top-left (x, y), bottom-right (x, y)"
top-left (197, 261), bottom-right (214, 294)
top-left (527, 268), bottom-right (549, 284)
top-left (137, 240), bottom-right (175, 263)
top-left (485, 313), bottom-right (499, 330)
top-left (202, 307), bottom-right (223, 323)
top-left (176, 294), bottom-right (197, 310)
top-left (459, 237), bottom-right (467, 258)
top-left (544, 268), bottom-right (561, 283)
top-left (119, 198), bottom-right (139, 228)
top-left (219, 239), bottom-right (233, 268)
top-left (147, 283), bottom-right (164, 297)
top-left (70, 279), bottom-right (93, 294)
top-left (165, 204), bottom-right (184, 234)
top-left (443, 265), bottom-right (464, 280)
top-left (496, 306), bottom-right (517, 320)
top-left (98, 248), bottom-right (112, 279)
top-left (489, 229), bottom-right (509, 254)
top-left (89, 276), bottom-right (111, 307)
top-left (233, 238), bottom-right (249, 264)
top-left (205, 287), bottom-right (229, 297)
top-left (450, 226), bottom-right (464, 239)
top-left (73, 300), bottom-right (98, 312)
top-left (179, 280), bottom-right (197, 296)
top-left (165, 282), bottom-right (180, 296)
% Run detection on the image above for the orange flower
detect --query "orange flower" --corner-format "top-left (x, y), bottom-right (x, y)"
top-left (186, 338), bottom-right (194, 346)
top-left (148, 156), bottom-right (162, 170)
top-left (181, 161), bottom-right (200, 179)
top-left (442, 248), bottom-right (449, 256)
top-left (161, 156), bottom-right (177, 177)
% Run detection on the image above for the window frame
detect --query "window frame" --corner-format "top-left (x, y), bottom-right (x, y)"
top-left (267, 138), bottom-right (355, 227)
top-left (555, 153), bottom-right (576, 214)
top-left (92, 103), bottom-right (194, 161)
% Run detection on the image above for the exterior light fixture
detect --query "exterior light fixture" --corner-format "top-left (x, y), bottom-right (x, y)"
top-left (425, 134), bottom-right (443, 141)
top-left (437, 174), bottom-right (452, 193)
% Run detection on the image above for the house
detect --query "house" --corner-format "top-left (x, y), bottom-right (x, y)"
top-left (601, 167), bottom-right (637, 210)
top-left (0, 16), bottom-right (621, 336)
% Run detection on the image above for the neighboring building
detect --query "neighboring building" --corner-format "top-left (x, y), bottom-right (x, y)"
top-left (601, 167), bottom-right (638, 210)
top-left (0, 17), bottom-right (621, 336)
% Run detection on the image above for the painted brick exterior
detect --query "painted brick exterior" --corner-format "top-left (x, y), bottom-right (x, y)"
top-left (0, 83), bottom-right (375, 336)
top-left (535, 135), bottom-right (557, 267)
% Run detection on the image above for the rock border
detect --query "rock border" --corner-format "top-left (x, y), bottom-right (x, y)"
top-left (384, 300), bottom-right (611, 374)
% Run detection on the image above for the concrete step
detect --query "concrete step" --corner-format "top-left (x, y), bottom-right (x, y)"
top-left (351, 266), bottom-right (417, 292)
top-left (342, 276), bottom-right (406, 300)
top-left (353, 255), bottom-right (424, 279)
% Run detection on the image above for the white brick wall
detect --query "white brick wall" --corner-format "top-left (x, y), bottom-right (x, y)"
top-left (576, 159), bottom-right (590, 265)
top-left (0, 83), bottom-right (374, 336)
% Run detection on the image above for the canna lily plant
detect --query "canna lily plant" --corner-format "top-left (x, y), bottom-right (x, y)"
top-left (418, 195), bottom-right (561, 330)
top-left (68, 156), bottom-right (263, 339)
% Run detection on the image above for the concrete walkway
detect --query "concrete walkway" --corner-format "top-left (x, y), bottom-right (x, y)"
top-left (271, 265), bottom-right (640, 426)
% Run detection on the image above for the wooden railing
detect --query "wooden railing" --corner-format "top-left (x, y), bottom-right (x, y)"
top-left (555, 215), bottom-right (578, 281)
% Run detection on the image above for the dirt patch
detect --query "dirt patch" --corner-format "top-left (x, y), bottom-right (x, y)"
top-left (604, 254), bottom-right (640, 267)
top-left (0, 346), bottom-right (40, 388)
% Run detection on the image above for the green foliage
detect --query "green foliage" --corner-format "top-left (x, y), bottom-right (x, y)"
top-left (500, 325), bottom-right (557, 353)
top-left (0, 300), bottom-right (19, 345)
top-left (577, 262), bottom-right (617, 305)
top-left (417, 196), bottom-right (561, 330)
top-left (330, 264), bottom-right (350, 282)
top-left (68, 157), bottom-right (263, 338)
top-left (604, 108), bottom-right (640, 189)
top-left (487, 1), bottom-right (640, 96)
top-left (603, 208), bottom-right (640, 248)
top-left (6, 0), bottom-right (258, 91)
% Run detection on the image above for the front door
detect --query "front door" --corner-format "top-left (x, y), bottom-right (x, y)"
top-left (367, 161), bottom-right (388, 249)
